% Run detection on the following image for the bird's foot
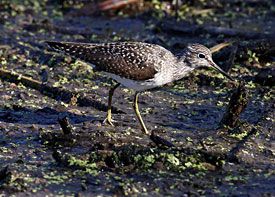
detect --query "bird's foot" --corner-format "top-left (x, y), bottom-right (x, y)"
top-left (103, 117), bottom-right (117, 126)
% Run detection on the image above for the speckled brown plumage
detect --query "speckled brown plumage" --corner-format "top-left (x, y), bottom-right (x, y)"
top-left (46, 41), bottom-right (173, 81)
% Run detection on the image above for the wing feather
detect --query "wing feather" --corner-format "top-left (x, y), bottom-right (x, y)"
top-left (46, 41), bottom-right (169, 80)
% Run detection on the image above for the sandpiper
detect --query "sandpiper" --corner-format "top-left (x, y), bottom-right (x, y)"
top-left (46, 41), bottom-right (233, 135)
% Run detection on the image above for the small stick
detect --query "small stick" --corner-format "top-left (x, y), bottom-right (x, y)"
top-left (0, 68), bottom-right (123, 113)
top-left (98, 0), bottom-right (139, 11)
top-left (210, 42), bottom-right (232, 54)
top-left (220, 82), bottom-right (249, 129)
top-left (58, 116), bottom-right (73, 135)
top-left (150, 131), bottom-right (175, 148)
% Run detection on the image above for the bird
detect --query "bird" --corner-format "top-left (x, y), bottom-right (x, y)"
top-left (46, 41), bottom-right (233, 135)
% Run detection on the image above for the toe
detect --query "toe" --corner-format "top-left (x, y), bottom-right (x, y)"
top-left (103, 118), bottom-right (115, 126)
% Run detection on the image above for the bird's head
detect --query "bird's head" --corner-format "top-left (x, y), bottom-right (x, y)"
top-left (180, 43), bottom-right (233, 81)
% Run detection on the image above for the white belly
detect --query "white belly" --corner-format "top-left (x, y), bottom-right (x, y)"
top-left (104, 72), bottom-right (158, 91)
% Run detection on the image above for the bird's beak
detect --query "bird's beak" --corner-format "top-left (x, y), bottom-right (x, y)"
top-left (209, 60), bottom-right (234, 81)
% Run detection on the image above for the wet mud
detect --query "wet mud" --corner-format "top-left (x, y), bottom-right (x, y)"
top-left (0, 0), bottom-right (274, 196)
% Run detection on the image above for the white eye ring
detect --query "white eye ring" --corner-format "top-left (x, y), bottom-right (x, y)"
top-left (198, 53), bottom-right (205, 58)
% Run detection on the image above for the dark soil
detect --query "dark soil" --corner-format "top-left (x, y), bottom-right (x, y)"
top-left (0, 0), bottom-right (274, 196)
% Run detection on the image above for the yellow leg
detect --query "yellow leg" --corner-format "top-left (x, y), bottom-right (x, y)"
top-left (103, 83), bottom-right (120, 126)
top-left (133, 92), bottom-right (149, 135)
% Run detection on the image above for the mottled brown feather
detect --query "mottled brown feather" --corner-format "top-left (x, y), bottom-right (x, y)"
top-left (46, 41), bottom-right (158, 81)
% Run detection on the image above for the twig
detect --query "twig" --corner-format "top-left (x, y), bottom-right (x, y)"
top-left (219, 82), bottom-right (249, 128)
top-left (150, 131), bottom-right (175, 148)
top-left (58, 116), bottom-right (74, 135)
top-left (98, 0), bottom-right (139, 11)
top-left (0, 68), bottom-right (123, 113)
top-left (210, 42), bottom-right (232, 53)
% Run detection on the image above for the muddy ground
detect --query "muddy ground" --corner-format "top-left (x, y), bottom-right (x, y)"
top-left (0, 0), bottom-right (274, 196)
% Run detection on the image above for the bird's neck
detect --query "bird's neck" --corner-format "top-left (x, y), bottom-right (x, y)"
top-left (171, 59), bottom-right (194, 81)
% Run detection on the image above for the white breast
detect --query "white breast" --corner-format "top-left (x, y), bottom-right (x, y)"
top-left (103, 65), bottom-right (194, 92)
top-left (104, 72), bottom-right (158, 91)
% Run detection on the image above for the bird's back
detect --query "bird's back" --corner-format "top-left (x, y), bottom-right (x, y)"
top-left (46, 41), bottom-right (175, 81)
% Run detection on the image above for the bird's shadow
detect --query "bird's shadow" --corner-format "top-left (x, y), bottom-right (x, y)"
top-left (0, 106), bottom-right (96, 125)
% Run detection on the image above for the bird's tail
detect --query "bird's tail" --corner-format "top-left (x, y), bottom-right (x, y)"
top-left (45, 41), bottom-right (96, 61)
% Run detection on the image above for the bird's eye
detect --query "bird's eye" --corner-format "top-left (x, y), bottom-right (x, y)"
top-left (198, 53), bottom-right (205, 58)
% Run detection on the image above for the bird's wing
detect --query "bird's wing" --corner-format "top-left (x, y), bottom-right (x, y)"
top-left (46, 41), bottom-right (162, 80)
